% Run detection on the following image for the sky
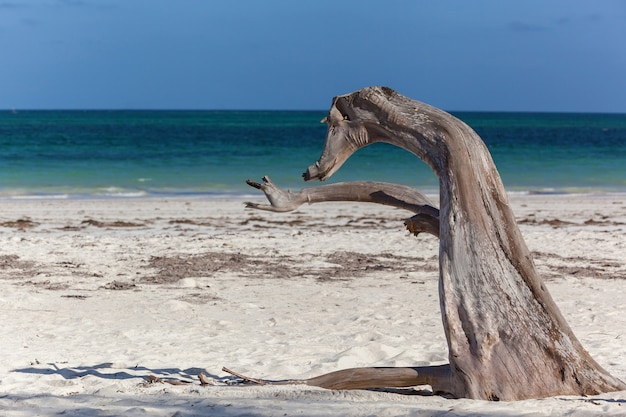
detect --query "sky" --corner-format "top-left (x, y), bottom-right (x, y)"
top-left (1, 0), bottom-right (625, 112)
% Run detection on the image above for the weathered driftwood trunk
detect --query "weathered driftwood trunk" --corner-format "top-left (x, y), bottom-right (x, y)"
top-left (285, 86), bottom-right (624, 400)
top-left (241, 87), bottom-right (625, 399)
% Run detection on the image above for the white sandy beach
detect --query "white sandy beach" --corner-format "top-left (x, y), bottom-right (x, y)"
top-left (0, 193), bottom-right (625, 416)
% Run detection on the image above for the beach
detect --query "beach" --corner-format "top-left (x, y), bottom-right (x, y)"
top-left (1, 193), bottom-right (625, 416)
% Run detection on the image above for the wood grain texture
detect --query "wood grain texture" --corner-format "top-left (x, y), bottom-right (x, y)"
top-left (247, 87), bottom-right (626, 400)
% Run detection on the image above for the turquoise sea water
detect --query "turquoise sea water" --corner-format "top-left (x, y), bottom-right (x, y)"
top-left (1, 110), bottom-right (625, 199)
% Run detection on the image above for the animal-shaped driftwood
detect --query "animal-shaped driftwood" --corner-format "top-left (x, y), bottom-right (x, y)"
top-left (241, 86), bottom-right (625, 400)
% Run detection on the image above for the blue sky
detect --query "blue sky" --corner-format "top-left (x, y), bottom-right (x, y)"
top-left (1, 0), bottom-right (625, 112)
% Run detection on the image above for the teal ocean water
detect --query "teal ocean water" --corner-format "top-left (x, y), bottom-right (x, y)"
top-left (1, 110), bottom-right (625, 199)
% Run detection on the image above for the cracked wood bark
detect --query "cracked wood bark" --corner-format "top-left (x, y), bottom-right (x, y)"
top-left (284, 86), bottom-right (624, 400)
top-left (245, 176), bottom-right (440, 236)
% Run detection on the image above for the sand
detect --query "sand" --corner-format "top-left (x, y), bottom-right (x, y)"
top-left (0, 193), bottom-right (625, 416)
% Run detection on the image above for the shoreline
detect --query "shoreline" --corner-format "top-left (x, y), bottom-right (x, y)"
top-left (1, 186), bottom-right (626, 202)
top-left (1, 194), bottom-right (625, 416)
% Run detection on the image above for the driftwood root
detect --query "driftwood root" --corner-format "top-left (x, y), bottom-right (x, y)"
top-left (221, 365), bottom-right (456, 395)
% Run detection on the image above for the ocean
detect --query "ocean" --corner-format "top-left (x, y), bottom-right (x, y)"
top-left (1, 110), bottom-right (625, 199)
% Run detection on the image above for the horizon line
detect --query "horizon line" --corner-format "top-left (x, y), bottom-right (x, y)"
top-left (3, 108), bottom-right (626, 115)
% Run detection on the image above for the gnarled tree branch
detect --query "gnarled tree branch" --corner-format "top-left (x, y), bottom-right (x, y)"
top-left (245, 176), bottom-right (440, 236)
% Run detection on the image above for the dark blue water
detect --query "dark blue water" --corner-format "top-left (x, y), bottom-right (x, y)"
top-left (1, 110), bottom-right (625, 199)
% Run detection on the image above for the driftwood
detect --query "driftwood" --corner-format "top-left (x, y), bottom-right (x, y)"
top-left (222, 365), bottom-right (452, 393)
top-left (241, 86), bottom-right (626, 400)
top-left (245, 176), bottom-right (440, 237)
